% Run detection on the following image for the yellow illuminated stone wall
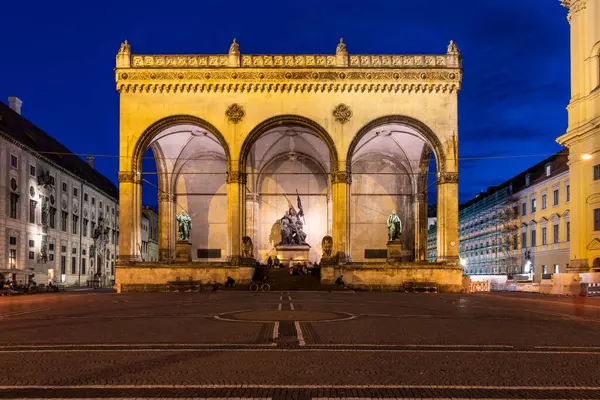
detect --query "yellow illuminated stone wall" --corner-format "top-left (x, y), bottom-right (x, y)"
top-left (115, 39), bottom-right (462, 281)
top-left (558, 0), bottom-right (600, 270)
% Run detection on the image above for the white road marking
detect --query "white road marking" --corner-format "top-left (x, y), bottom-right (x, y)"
top-left (0, 384), bottom-right (597, 390)
top-left (0, 308), bottom-right (50, 318)
top-left (288, 295), bottom-right (292, 301)
top-left (290, 303), bottom-right (295, 311)
top-left (6, 398), bottom-right (271, 400)
top-left (279, 296), bottom-right (282, 301)
top-left (294, 321), bottom-right (305, 346)
top-left (272, 322), bottom-right (279, 340)
top-left (307, 344), bottom-right (515, 348)
top-left (277, 303), bottom-right (282, 311)
top-left (0, 343), bottom-right (276, 349)
top-left (535, 345), bottom-right (600, 349)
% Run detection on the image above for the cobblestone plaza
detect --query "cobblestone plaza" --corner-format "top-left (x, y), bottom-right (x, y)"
top-left (1, 291), bottom-right (600, 399)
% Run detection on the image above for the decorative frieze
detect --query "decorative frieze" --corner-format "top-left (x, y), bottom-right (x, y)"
top-left (117, 81), bottom-right (460, 95)
top-left (331, 171), bottom-right (352, 184)
top-left (130, 54), bottom-right (451, 69)
top-left (437, 172), bottom-right (459, 185)
top-left (118, 70), bottom-right (459, 82)
top-left (227, 171), bottom-right (247, 184)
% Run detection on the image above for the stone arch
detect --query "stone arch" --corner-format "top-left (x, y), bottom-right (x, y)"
top-left (239, 115), bottom-right (339, 173)
top-left (346, 115), bottom-right (446, 174)
top-left (131, 115), bottom-right (231, 173)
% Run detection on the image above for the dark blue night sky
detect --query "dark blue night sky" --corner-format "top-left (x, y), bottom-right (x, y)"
top-left (1, 0), bottom-right (570, 208)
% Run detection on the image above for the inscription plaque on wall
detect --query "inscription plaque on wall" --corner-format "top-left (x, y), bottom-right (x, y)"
top-left (365, 249), bottom-right (388, 259)
top-left (197, 249), bottom-right (222, 259)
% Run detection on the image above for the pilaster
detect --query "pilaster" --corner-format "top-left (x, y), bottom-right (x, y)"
top-left (245, 192), bottom-right (259, 257)
top-left (158, 192), bottom-right (175, 261)
top-left (331, 171), bottom-right (351, 263)
top-left (227, 171), bottom-right (247, 263)
top-left (414, 192), bottom-right (428, 262)
top-left (117, 171), bottom-right (141, 263)
top-left (436, 172), bottom-right (459, 263)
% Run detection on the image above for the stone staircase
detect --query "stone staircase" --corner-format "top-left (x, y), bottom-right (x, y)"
top-left (265, 268), bottom-right (343, 291)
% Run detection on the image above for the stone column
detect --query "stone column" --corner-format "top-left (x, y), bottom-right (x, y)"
top-left (245, 193), bottom-right (260, 257)
top-left (326, 193), bottom-right (333, 236)
top-left (436, 172), bottom-right (459, 263)
top-left (117, 171), bottom-right (142, 263)
top-left (227, 171), bottom-right (247, 264)
top-left (158, 192), bottom-right (175, 261)
top-left (331, 171), bottom-right (351, 263)
top-left (414, 193), bottom-right (428, 262)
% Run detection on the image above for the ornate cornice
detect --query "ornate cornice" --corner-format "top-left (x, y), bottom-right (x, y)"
top-left (227, 171), bottom-right (247, 184)
top-left (437, 172), bottom-right (459, 185)
top-left (331, 171), bottom-right (352, 184)
top-left (116, 70), bottom-right (461, 94)
top-left (129, 54), bottom-right (456, 69)
top-left (563, 0), bottom-right (586, 21)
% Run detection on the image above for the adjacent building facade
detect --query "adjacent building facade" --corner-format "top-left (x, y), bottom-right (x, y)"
top-left (428, 150), bottom-right (570, 282)
top-left (557, 0), bottom-right (600, 271)
top-left (0, 98), bottom-right (119, 286)
top-left (141, 206), bottom-right (158, 262)
top-left (516, 151), bottom-right (570, 282)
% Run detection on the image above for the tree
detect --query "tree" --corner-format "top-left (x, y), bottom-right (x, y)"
top-left (496, 201), bottom-right (520, 275)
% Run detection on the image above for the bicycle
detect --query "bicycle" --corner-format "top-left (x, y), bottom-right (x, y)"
top-left (249, 281), bottom-right (270, 292)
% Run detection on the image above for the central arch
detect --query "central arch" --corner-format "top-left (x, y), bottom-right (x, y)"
top-left (240, 115), bottom-right (339, 263)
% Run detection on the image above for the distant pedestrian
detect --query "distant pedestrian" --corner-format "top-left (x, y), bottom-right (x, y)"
top-left (267, 256), bottom-right (273, 268)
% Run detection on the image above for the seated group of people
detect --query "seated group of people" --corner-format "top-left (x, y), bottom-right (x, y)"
top-left (288, 261), bottom-right (319, 276)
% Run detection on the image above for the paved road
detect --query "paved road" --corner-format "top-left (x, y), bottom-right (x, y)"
top-left (2, 291), bottom-right (600, 399)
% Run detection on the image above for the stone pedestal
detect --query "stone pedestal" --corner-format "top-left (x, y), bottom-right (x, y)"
top-left (387, 240), bottom-right (410, 262)
top-left (320, 256), bottom-right (336, 266)
top-left (175, 241), bottom-right (192, 262)
top-left (275, 244), bottom-right (311, 267)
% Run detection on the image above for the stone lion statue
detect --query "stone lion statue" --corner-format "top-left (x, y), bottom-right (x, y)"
top-left (242, 236), bottom-right (254, 258)
top-left (321, 235), bottom-right (333, 258)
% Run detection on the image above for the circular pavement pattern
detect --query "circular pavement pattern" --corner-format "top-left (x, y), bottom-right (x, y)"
top-left (217, 309), bottom-right (353, 322)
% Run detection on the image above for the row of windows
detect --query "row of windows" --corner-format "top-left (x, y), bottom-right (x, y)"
top-left (521, 186), bottom-right (569, 216)
top-left (521, 221), bottom-right (570, 247)
top-left (8, 155), bottom-right (116, 215)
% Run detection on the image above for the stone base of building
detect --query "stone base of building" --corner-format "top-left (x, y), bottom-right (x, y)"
top-left (275, 244), bottom-right (311, 267)
top-left (567, 258), bottom-right (591, 273)
top-left (175, 241), bottom-right (192, 262)
top-left (320, 262), bottom-right (463, 293)
top-left (114, 262), bottom-right (254, 293)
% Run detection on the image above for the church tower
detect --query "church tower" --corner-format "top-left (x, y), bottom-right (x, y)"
top-left (558, 0), bottom-right (600, 271)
